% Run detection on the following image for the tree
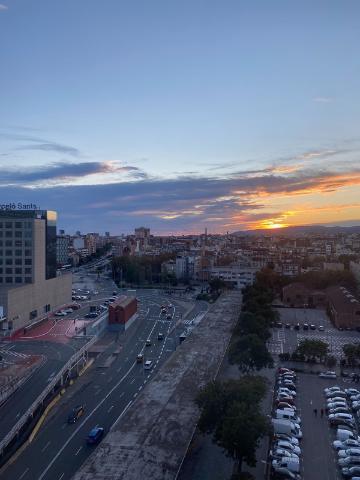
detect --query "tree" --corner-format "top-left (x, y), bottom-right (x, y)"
top-left (228, 334), bottom-right (274, 373)
top-left (196, 378), bottom-right (269, 474)
top-left (296, 339), bottom-right (329, 362)
top-left (326, 355), bottom-right (337, 368)
top-left (234, 312), bottom-right (271, 341)
top-left (209, 278), bottom-right (227, 292)
top-left (343, 344), bottom-right (360, 366)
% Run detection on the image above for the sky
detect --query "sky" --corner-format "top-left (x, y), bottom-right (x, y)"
top-left (0, 0), bottom-right (359, 235)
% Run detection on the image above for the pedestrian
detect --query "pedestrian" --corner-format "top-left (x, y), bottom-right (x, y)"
top-left (314, 408), bottom-right (318, 416)
top-left (321, 408), bottom-right (324, 418)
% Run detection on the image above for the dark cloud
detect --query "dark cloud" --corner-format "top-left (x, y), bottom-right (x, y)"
top-left (0, 161), bottom-right (142, 185)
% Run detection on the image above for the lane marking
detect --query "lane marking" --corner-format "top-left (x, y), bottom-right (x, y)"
top-left (58, 474), bottom-right (64, 480)
top-left (41, 441), bottom-right (51, 452)
top-left (107, 405), bottom-right (114, 413)
top-left (74, 446), bottom-right (83, 456)
top-left (38, 361), bottom-right (137, 480)
top-left (19, 468), bottom-right (29, 480)
top-left (119, 392), bottom-right (124, 398)
top-left (130, 378), bottom-right (136, 384)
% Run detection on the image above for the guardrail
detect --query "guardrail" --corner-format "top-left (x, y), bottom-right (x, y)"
top-left (0, 335), bottom-right (98, 454)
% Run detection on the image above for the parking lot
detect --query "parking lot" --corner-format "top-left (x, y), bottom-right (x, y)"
top-left (268, 308), bottom-right (360, 359)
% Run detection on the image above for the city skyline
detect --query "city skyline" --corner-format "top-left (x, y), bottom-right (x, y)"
top-left (0, 1), bottom-right (359, 234)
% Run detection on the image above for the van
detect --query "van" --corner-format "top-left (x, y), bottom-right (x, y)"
top-left (272, 458), bottom-right (300, 474)
top-left (144, 360), bottom-right (153, 370)
top-left (275, 409), bottom-right (301, 424)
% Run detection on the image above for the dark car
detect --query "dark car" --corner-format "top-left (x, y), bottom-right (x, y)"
top-left (294, 324), bottom-right (300, 331)
top-left (285, 323), bottom-right (291, 329)
top-left (68, 405), bottom-right (85, 424)
top-left (86, 426), bottom-right (105, 445)
top-left (157, 332), bottom-right (164, 340)
top-left (310, 324), bottom-right (316, 330)
top-left (303, 323), bottom-right (309, 330)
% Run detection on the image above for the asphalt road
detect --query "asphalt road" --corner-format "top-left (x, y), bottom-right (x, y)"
top-left (0, 291), bottom-right (207, 480)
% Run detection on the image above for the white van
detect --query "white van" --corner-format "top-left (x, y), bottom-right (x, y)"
top-left (144, 360), bottom-right (153, 370)
top-left (275, 409), bottom-right (301, 425)
top-left (272, 458), bottom-right (300, 474)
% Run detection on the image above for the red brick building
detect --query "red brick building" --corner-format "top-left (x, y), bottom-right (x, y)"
top-left (282, 282), bottom-right (326, 308)
top-left (108, 296), bottom-right (137, 332)
top-left (326, 286), bottom-right (360, 329)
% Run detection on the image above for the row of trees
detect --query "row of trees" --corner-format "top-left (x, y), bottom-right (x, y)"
top-left (111, 253), bottom-right (177, 286)
top-left (196, 377), bottom-right (269, 478)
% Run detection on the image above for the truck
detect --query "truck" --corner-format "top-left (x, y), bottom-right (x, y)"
top-left (272, 418), bottom-right (303, 439)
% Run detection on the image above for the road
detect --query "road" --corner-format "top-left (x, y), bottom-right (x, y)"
top-left (0, 291), bottom-right (207, 480)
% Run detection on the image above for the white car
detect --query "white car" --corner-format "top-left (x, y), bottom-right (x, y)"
top-left (352, 402), bottom-right (360, 410)
top-left (144, 360), bottom-right (153, 370)
top-left (274, 441), bottom-right (301, 455)
top-left (350, 394), bottom-right (360, 402)
top-left (328, 402), bottom-right (348, 410)
top-left (327, 396), bottom-right (348, 404)
top-left (325, 386), bottom-right (341, 394)
top-left (338, 448), bottom-right (360, 458)
top-left (274, 434), bottom-right (299, 446)
top-left (326, 390), bottom-right (346, 398)
top-left (278, 387), bottom-right (297, 397)
top-left (55, 311), bottom-right (67, 317)
top-left (270, 449), bottom-right (299, 460)
top-left (319, 371), bottom-right (337, 379)
top-left (346, 389), bottom-right (360, 397)
top-left (333, 439), bottom-right (360, 451)
top-left (63, 308), bottom-right (73, 314)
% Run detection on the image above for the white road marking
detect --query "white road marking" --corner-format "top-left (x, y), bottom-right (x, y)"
top-left (18, 468), bottom-right (29, 480)
top-left (130, 377), bottom-right (136, 384)
top-left (119, 392), bottom-right (124, 398)
top-left (38, 362), bottom-right (137, 480)
top-left (75, 446), bottom-right (83, 456)
top-left (107, 405), bottom-right (114, 413)
top-left (41, 441), bottom-right (51, 452)
top-left (58, 474), bottom-right (65, 480)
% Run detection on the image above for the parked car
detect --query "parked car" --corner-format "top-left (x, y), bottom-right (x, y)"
top-left (272, 458), bottom-right (300, 474)
top-left (338, 448), bottom-right (360, 458)
top-left (338, 456), bottom-right (360, 467)
top-left (276, 395), bottom-right (295, 405)
top-left (341, 465), bottom-right (360, 477)
top-left (319, 371), bottom-right (337, 379)
top-left (346, 389), bottom-right (360, 396)
top-left (136, 354), bottom-right (144, 363)
top-left (273, 441), bottom-right (301, 455)
top-left (277, 402), bottom-right (297, 411)
top-left (318, 325), bottom-right (325, 331)
top-left (278, 387), bottom-right (296, 397)
top-left (325, 386), bottom-right (341, 395)
top-left (270, 449), bottom-right (299, 460)
top-left (329, 417), bottom-right (355, 428)
top-left (327, 401), bottom-right (348, 410)
top-left (274, 434), bottom-right (299, 446)
top-left (310, 324), bottom-right (316, 330)
top-left (329, 407), bottom-right (351, 415)
top-left (333, 438), bottom-right (360, 451)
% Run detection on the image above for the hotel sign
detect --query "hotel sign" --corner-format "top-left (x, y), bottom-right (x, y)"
top-left (0, 202), bottom-right (40, 210)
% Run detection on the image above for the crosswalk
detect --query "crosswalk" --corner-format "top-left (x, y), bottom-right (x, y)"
top-left (296, 333), bottom-right (357, 358)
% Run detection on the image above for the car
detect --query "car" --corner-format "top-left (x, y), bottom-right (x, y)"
top-left (320, 371), bottom-right (337, 379)
top-left (55, 311), bottom-right (67, 317)
top-left (274, 441), bottom-right (301, 455)
top-left (318, 325), bottom-right (325, 331)
top-left (333, 439), bottom-right (360, 451)
top-left (63, 308), bottom-right (73, 314)
top-left (342, 465), bottom-right (360, 477)
top-left (145, 339), bottom-right (152, 346)
top-left (112, 291), bottom-right (117, 295)
top-left (277, 402), bottom-right (296, 411)
top-left (294, 323), bottom-right (300, 331)
top-left (310, 324), bottom-right (316, 330)
top-left (329, 417), bottom-right (355, 428)
top-left (144, 360), bottom-right (153, 370)
top-left (303, 323), bottom-right (309, 330)
top-left (338, 456), bottom-right (360, 467)
top-left (270, 449), bottom-right (299, 460)
top-left (136, 354), bottom-right (144, 363)
top-left (272, 458), bottom-right (300, 474)
top-left (350, 394), bottom-right (360, 402)
top-left (327, 402), bottom-right (348, 409)
top-left (279, 373), bottom-right (296, 379)
top-left (157, 333), bottom-right (164, 340)
top-left (346, 389), bottom-right (360, 397)
top-left (274, 434), bottom-right (300, 446)
top-left (166, 314), bottom-right (172, 320)
top-left (325, 385), bottom-right (341, 393)
top-left (271, 469), bottom-right (301, 480)
top-left (68, 405), bottom-right (85, 424)
top-left (276, 395), bottom-right (295, 405)
top-left (278, 387), bottom-right (296, 397)
top-left (338, 448), bottom-right (360, 458)
top-left (326, 391), bottom-right (347, 399)
top-left (329, 407), bottom-right (351, 415)
top-left (352, 402), bottom-right (360, 411)
top-left (285, 323), bottom-right (291, 329)
top-left (278, 368), bottom-right (295, 375)
top-left (86, 426), bottom-right (104, 445)
top-left (279, 381), bottom-right (297, 390)
top-left (276, 322), bottom-right (283, 328)
top-left (329, 413), bottom-right (354, 422)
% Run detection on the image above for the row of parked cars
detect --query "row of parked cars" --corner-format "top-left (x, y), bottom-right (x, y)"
top-left (324, 385), bottom-right (360, 478)
top-left (270, 367), bottom-right (303, 480)
top-left (273, 322), bottom-right (324, 331)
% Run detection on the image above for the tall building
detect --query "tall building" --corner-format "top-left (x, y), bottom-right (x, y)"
top-left (57, 234), bottom-right (70, 266)
top-left (134, 227), bottom-right (150, 239)
top-left (0, 210), bottom-right (72, 334)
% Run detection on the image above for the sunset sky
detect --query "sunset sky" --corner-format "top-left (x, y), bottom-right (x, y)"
top-left (0, 0), bottom-right (359, 234)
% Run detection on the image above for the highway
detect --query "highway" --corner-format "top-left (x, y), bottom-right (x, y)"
top-left (0, 289), bottom-right (207, 480)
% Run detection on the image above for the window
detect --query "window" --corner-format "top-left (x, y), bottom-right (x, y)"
top-left (5, 277), bottom-right (12, 283)
top-left (15, 222), bottom-right (22, 228)
top-left (29, 309), bottom-right (37, 320)
top-left (15, 268), bottom-right (22, 274)
top-left (25, 259), bottom-right (32, 265)
top-left (0, 232), bottom-right (2, 237)
top-left (5, 231), bottom-right (12, 238)
top-left (5, 259), bottom-right (12, 265)
top-left (24, 240), bottom-right (32, 247)
top-left (0, 278), bottom-right (2, 283)
top-left (5, 240), bottom-right (12, 247)
top-left (5, 250), bottom-right (12, 256)
top-left (15, 277), bottom-right (22, 283)
top-left (0, 258), bottom-right (3, 265)
top-left (5, 268), bottom-right (12, 274)
top-left (25, 268), bottom-right (32, 275)
top-left (15, 259), bottom-right (22, 265)
top-left (15, 250), bottom-right (22, 256)
top-left (5, 222), bottom-right (12, 228)
top-left (0, 268), bottom-right (2, 274)
top-left (25, 277), bottom-right (32, 283)
top-left (25, 221), bottom-right (32, 228)
top-left (25, 249), bottom-right (31, 256)
top-left (0, 222), bottom-right (2, 228)
top-left (15, 231), bottom-right (22, 238)
top-left (0, 241), bottom-right (2, 246)
top-left (24, 231), bottom-right (32, 238)
top-left (15, 241), bottom-right (22, 247)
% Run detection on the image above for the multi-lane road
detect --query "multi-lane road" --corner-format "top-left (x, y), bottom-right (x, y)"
top-left (0, 285), bottom-right (206, 480)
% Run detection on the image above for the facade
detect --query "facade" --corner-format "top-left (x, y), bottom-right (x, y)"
top-left (282, 282), bottom-right (327, 308)
top-left (108, 296), bottom-right (137, 332)
top-left (209, 264), bottom-right (257, 289)
top-left (57, 234), bottom-right (70, 266)
top-left (134, 227), bottom-right (150, 239)
top-left (327, 286), bottom-right (360, 329)
top-left (0, 210), bottom-right (72, 334)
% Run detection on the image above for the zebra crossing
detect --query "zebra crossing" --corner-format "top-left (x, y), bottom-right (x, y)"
top-left (296, 333), bottom-right (357, 358)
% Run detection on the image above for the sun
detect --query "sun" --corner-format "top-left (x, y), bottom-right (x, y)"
top-left (259, 220), bottom-right (289, 230)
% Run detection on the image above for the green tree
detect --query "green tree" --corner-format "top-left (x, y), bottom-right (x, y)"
top-left (326, 355), bottom-right (337, 368)
top-left (228, 334), bottom-right (274, 373)
top-left (343, 344), bottom-right (360, 366)
top-left (234, 312), bottom-right (271, 341)
top-left (296, 339), bottom-right (329, 362)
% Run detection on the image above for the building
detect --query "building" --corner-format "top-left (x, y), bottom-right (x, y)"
top-left (0, 210), bottom-right (72, 334)
top-left (327, 286), bottom-right (360, 329)
top-left (134, 227), bottom-right (150, 239)
top-left (282, 282), bottom-right (327, 308)
top-left (108, 295), bottom-right (137, 332)
top-left (73, 236), bottom-right (85, 251)
top-left (209, 263), bottom-right (257, 289)
top-left (56, 234), bottom-right (70, 266)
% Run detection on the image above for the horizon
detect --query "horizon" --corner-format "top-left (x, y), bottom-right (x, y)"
top-left (0, 1), bottom-right (359, 234)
